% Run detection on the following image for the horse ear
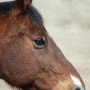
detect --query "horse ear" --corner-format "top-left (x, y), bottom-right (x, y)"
top-left (24, 0), bottom-right (32, 6)
top-left (14, 0), bottom-right (32, 10)
top-left (10, 0), bottom-right (32, 16)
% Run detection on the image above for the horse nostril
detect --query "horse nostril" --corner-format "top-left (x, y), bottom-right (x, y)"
top-left (75, 87), bottom-right (81, 90)
top-left (75, 88), bottom-right (81, 90)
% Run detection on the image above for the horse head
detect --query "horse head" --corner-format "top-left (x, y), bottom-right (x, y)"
top-left (0, 0), bottom-right (85, 90)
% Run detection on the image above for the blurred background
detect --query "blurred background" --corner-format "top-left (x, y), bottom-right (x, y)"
top-left (0, 0), bottom-right (90, 90)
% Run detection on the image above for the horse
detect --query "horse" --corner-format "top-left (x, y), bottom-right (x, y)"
top-left (0, 0), bottom-right (85, 90)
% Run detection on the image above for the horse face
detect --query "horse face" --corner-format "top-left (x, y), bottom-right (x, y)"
top-left (0, 0), bottom-right (85, 90)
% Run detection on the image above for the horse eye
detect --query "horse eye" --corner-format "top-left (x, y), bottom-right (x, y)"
top-left (33, 38), bottom-right (47, 48)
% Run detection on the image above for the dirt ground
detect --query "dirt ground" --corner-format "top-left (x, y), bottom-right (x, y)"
top-left (0, 0), bottom-right (90, 90)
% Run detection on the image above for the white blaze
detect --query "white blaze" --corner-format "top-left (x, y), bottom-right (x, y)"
top-left (70, 74), bottom-right (84, 90)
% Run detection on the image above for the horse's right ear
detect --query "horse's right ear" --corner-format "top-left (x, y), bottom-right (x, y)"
top-left (15, 0), bottom-right (32, 7)
top-left (24, 0), bottom-right (32, 6)
top-left (10, 0), bottom-right (32, 16)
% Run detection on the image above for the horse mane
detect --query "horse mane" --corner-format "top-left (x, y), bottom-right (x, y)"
top-left (26, 4), bottom-right (44, 28)
top-left (0, 1), bottom-right (15, 15)
top-left (0, 1), bottom-right (44, 28)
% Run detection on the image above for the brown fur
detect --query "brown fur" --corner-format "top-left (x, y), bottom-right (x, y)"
top-left (0, 0), bottom-right (85, 90)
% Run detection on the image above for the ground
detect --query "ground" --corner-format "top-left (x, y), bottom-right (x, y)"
top-left (0, 0), bottom-right (90, 90)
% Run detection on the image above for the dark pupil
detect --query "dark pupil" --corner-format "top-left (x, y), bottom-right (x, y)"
top-left (34, 38), bottom-right (46, 46)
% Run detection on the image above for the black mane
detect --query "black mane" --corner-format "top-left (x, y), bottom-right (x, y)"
top-left (0, 1), bottom-right (44, 28)
top-left (0, 1), bottom-right (15, 15)
top-left (26, 4), bottom-right (44, 28)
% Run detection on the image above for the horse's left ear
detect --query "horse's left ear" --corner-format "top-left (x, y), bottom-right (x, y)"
top-left (24, 0), bottom-right (32, 6)
top-left (10, 0), bottom-right (32, 16)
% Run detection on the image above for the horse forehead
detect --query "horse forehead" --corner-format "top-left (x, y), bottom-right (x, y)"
top-left (15, 15), bottom-right (44, 34)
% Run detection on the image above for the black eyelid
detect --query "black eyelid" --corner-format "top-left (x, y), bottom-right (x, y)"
top-left (33, 38), bottom-right (47, 48)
